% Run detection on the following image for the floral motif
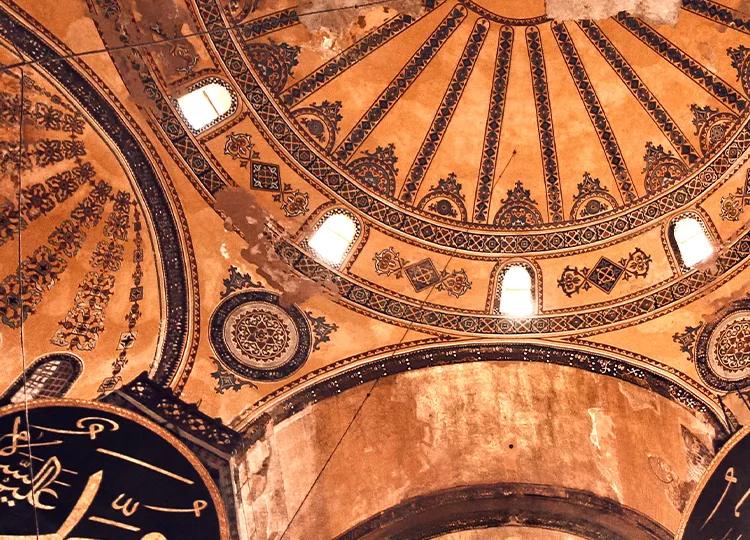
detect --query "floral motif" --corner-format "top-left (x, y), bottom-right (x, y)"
top-left (274, 184), bottom-right (309, 217)
top-left (373, 247), bottom-right (406, 277)
top-left (672, 324), bottom-right (703, 357)
top-left (20, 183), bottom-right (55, 220)
top-left (49, 219), bottom-right (86, 258)
top-left (224, 132), bottom-right (258, 167)
top-left (52, 303), bottom-right (106, 351)
top-left (719, 170), bottom-right (750, 222)
top-left (211, 360), bottom-right (257, 394)
top-left (643, 142), bottom-right (688, 195)
top-left (373, 247), bottom-right (472, 298)
top-left (90, 240), bottom-right (125, 272)
top-left (22, 246), bottom-right (67, 292)
top-left (306, 311), bottom-right (339, 351)
top-left (437, 269), bottom-right (472, 298)
top-left (493, 180), bottom-right (543, 228)
top-left (558, 248), bottom-right (652, 296)
top-left (0, 274), bottom-right (41, 328)
top-left (715, 317), bottom-right (750, 372)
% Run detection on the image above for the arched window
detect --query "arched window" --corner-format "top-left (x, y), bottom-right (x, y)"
top-left (176, 81), bottom-right (235, 132)
top-left (498, 265), bottom-right (535, 317)
top-left (1, 353), bottom-right (82, 405)
top-left (308, 211), bottom-right (360, 267)
top-left (671, 215), bottom-right (713, 268)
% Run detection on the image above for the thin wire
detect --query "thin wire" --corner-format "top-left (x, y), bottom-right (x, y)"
top-left (0, 0), bottom-right (397, 73)
top-left (12, 66), bottom-right (41, 540)
top-left (278, 168), bottom-right (517, 536)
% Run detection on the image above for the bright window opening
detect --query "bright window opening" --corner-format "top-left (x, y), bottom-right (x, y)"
top-left (309, 213), bottom-right (357, 267)
top-left (673, 216), bottom-right (713, 268)
top-left (177, 82), bottom-right (233, 131)
top-left (499, 265), bottom-right (534, 317)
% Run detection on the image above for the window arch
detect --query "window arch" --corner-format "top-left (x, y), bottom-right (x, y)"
top-left (1, 353), bottom-right (82, 405)
top-left (492, 262), bottom-right (538, 317)
top-left (668, 213), bottom-right (714, 269)
top-left (308, 210), bottom-right (361, 268)
top-left (176, 79), bottom-right (236, 132)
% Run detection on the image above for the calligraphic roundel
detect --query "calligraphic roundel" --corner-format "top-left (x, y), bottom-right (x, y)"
top-left (0, 400), bottom-right (229, 539)
top-left (677, 426), bottom-right (750, 539)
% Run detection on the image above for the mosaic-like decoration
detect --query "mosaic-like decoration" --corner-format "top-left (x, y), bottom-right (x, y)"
top-left (728, 44), bottom-right (750, 97)
top-left (335, 6), bottom-right (467, 162)
top-left (98, 207), bottom-right (145, 395)
top-left (306, 311), bottom-right (339, 351)
top-left (526, 25), bottom-right (563, 222)
top-left (373, 247), bottom-right (471, 298)
top-left (400, 18), bottom-right (489, 204)
top-left (53, 191), bottom-right (131, 351)
top-left (0, 401), bottom-right (229, 538)
top-left (474, 25), bottom-right (512, 222)
top-left (417, 172), bottom-right (467, 221)
top-left (691, 104), bottom-right (739, 155)
top-left (348, 144), bottom-right (399, 197)
top-left (225, 132), bottom-right (309, 217)
top-left (643, 142), bottom-right (689, 195)
top-left (578, 19), bottom-right (699, 165)
top-left (280, 13), bottom-right (415, 108)
top-left (211, 359), bottom-right (257, 394)
top-left (720, 169), bottom-right (750, 221)
top-left (290, 100), bottom-right (342, 153)
top-left (685, 298), bottom-right (750, 390)
top-left (552, 24), bottom-right (636, 203)
top-left (210, 290), bottom-right (311, 381)
top-left (558, 248), bottom-right (652, 296)
top-left (616, 14), bottom-right (747, 113)
top-left (0, 8), bottom-right (191, 388)
top-left (244, 42), bottom-right (300, 94)
top-left (0, 182), bottom-right (111, 329)
top-left (492, 180), bottom-right (542, 228)
top-left (221, 265), bottom-right (262, 297)
top-left (570, 172), bottom-right (618, 220)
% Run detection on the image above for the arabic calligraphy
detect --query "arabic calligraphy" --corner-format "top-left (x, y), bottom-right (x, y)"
top-left (679, 427), bottom-right (750, 539)
top-left (0, 402), bottom-right (227, 539)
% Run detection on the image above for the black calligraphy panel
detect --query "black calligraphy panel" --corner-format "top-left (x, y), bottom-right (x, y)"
top-left (0, 400), bottom-right (228, 539)
top-left (679, 427), bottom-right (750, 539)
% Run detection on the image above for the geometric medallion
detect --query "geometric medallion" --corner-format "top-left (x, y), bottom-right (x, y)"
top-left (210, 290), bottom-right (311, 381)
top-left (694, 301), bottom-right (750, 391)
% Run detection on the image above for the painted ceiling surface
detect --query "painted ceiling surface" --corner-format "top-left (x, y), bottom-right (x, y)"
top-left (0, 0), bottom-right (749, 450)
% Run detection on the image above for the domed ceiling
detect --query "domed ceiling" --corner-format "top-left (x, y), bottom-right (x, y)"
top-left (1, 0), bottom-right (749, 443)
top-left (1, 0), bottom-right (750, 537)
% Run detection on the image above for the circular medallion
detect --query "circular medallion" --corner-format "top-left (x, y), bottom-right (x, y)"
top-left (708, 311), bottom-right (750, 380)
top-left (0, 400), bottom-right (228, 539)
top-left (210, 291), bottom-right (311, 380)
top-left (696, 303), bottom-right (750, 390)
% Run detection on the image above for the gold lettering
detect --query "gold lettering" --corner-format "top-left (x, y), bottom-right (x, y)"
top-left (701, 467), bottom-right (739, 531)
top-left (112, 493), bottom-right (140, 517)
top-left (734, 487), bottom-right (750, 518)
top-left (143, 499), bottom-right (208, 518)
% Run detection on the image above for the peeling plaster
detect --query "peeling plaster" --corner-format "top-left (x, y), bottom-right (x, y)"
top-left (295, 0), bottom-right (425, 57)
top-left (215, 186), bottom-right (337, 307)
top-left (587, 407), bottom-right (624, 502)
top-left (547, 0), bottom-right (682, 24)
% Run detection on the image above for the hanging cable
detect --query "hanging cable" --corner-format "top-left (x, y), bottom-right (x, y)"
top-left (0, 0), bottom-right (400, 73)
